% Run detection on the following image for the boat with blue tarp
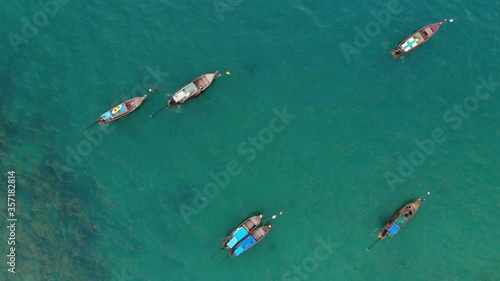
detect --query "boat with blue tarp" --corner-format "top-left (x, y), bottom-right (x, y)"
top-left (223, 215), bottom-right (262, 249)
top-left (97, 94), bottom-right (149, 125)
top-left (378, 198), bottom-right (425, 239)
top-left (209, 214), bottom-right (263, 261)
top-left (367, 194), bottom-right (430, 250)
top-left (230, 225), bottom-right (272, 257)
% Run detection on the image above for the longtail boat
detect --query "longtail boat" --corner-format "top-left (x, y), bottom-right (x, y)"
top-left (168, 71), bottom-right (219, 107)
top-left (378, 198), bottom-right (425, 239)
top-left (392, 19), bottom-right (451, 58)
top-left (367, 193), bottom-right (430, 250)
top-left (216, 211), bottom-right (282, 264)
top-left (222, 215), bottom-right (263, 249)
top-left (97, 94), bottom-right (149, 124)
top-left (82, 93), bottom-right (150, 131)
top-left (229, 225), bottom-right (272, 257)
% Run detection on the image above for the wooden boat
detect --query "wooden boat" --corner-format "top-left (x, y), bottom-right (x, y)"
top-left (392, 19), bottom-right (450, 58)
top-left (168, 71), bottom-right (219, 107)
top-left (378, 198), bottom-right (425, 239)
top-left (229, 225), bottom-right (272, 257)
top-left (98, 94), bottom-right (149, 124)
top-left (222, 215), bottom-right (263, 249)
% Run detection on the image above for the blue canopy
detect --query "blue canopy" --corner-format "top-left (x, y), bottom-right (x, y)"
top-left (227, 237), bottom-right (238, 248)
top-left (227, 228), bottom-right (248, 248)
top-left (101, 111), bottom-right (113, 120)
top-left (111, 104), bottom-right (126, 115)
top-left (234, 227), bottom-right (248, 240)
top-left (388, 224), bottom-right (400, 236)
top-left (233, 236), bottom-right (257, 256)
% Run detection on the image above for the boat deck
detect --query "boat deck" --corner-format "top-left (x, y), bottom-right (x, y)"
top-left (173, 83), bottom-right (199, 102)
top-left (422, 27), bottom-right (434, 38)
top-left (252, 227), bottom-right (266, 241)
top-left (401, 32), bottom-right (425, 51)
top-left (194, 75), bottom-right (213, 89)
top-left (243, 217), bottom-right (260, 230)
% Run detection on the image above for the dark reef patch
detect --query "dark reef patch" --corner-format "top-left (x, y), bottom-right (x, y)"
top-left (2, 156), bottom-right (111, 280)
top-left (244, 63), bottom-right (258, 74)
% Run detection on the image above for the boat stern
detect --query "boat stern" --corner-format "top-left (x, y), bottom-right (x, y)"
top-left (377, 229), bottom-right (388, 239)
top-left (168, 98), bottom-right (178, 108)
top-left (100, 111), bottom-right (113, 122)
top-left (392, 48), bottom-right (405, 58)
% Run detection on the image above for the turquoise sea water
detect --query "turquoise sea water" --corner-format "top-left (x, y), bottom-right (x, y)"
top-left (1, 0), bottom-right (499, 280)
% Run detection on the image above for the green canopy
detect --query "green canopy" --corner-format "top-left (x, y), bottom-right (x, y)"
top-left (395, 215), bottom-right (406, 225)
